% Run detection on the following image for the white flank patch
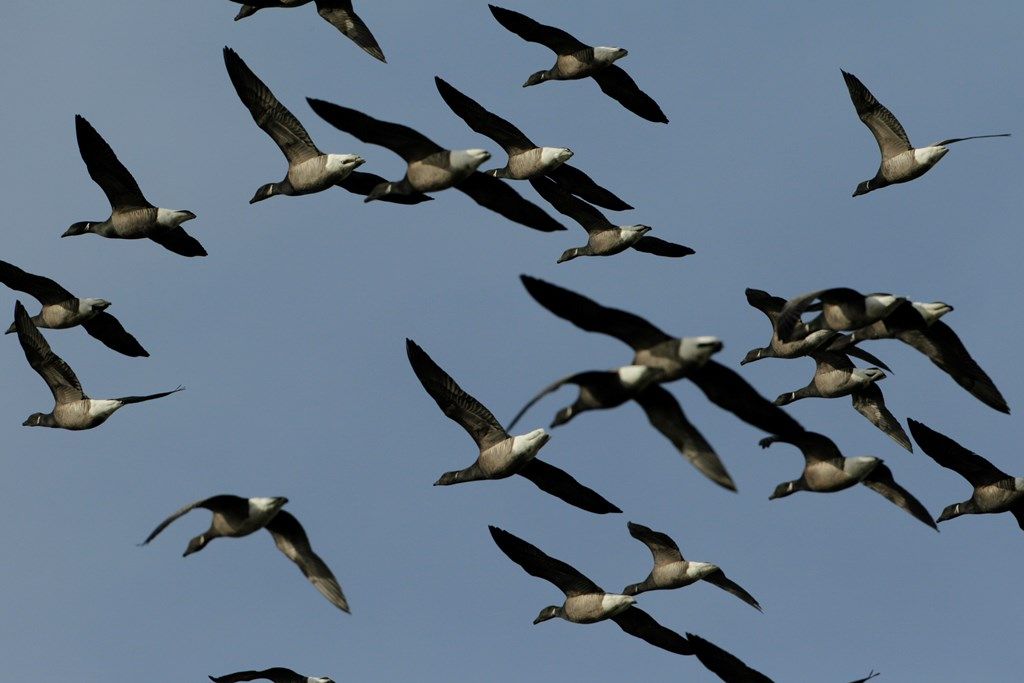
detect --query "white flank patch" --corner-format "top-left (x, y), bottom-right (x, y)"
top-left (865, 294), bottom-right (898, 317)
top-left (325, 153), bottom-right (363, 176)
top-left (86, 399), bottom-right (122, 419)
top-left (914, 146), bottom-right (948, 166)
top-left (686, 562), bottom-right (718, 580)
top-left (540, 147), bottom-right (573, 168)
top-left (844, 456), bottom-right (879, 481)
top-left (601, 594), bottom-right (636, 616)
top-left (617, 365), bottom-right (653, 388)
top-left (450, 149), bottom-right (491, 173)
top-left (593, 47), bottom-right (626, 63)
top-left (248, 497), bottom-right (283, 519)
top-left (677, 336), bottom-right (722, 362)
top-left (511, 428), bottom-right (548, 458)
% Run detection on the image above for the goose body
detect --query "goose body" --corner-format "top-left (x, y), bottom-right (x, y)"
top-left (775, 288), bottom-right (905, 343)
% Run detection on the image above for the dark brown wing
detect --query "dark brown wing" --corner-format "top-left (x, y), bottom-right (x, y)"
top-left (265, 510), bottom-right (350, 613)
top-left (907, 419), bottom-right (1010, 487)
top-left (149, 227), bottom-right (208, 257)
top-left (406, 339), bottom-right (508, 451)
top-left (209, 668), bottom-right (303, 683)
top-left (634, 386), bottom-right (736, 491)
top-left (519, 275), bottom-right (673, 351)
top-left (591, 65), bottom-right (668, 124)
top-left (315, 0), bottom-right (386, 62)
top-left (776, 288), bottom-right (863, 341)
top-left (758, 432), bottom-right (845, 467)
top-left (489, 526), bottom-right (602, 597)
top-left (488, 4), bottom-right (589, 54)
top-left (140, 495), bottom-right (247, 546)
top-left (688, 361), bottom-right (805, 437)
top-left (455, 173), bottom-right (566, 232)
top-left (851, 384), bottom-right (912, 452)
top-left (631, 236), bottom-right (695, 258)
top-left (687, 633), bottom-right (775, 683)
top-left (745, 288), bottom-right (786, 324)
top-left (75, 115), bottom-right (151, 209)
top-left (861, 462), bottom-right (937, 530)
top-left (517, 459), bottom-right (621, 514)
top-left (546, 163), bottom-right (632, 210)
top-left (703, 570), bottom-right (763, 612)
top-left (609, 607), bottom-right (692, 655)
top-left (223, 47), bottom-right (323, 164)
top-left (529, 175), bottom-right (613, 233)
top-left (435, 77), bottom-right (535, 154)
top-left (307, 98), bottom-right (442, 162)
top-left (626, 521), bottom-right (684, 565)
top-left (841, 70), bottom-right (912, 160)
top-left (337, 171), bottom-right (433, 204)
top-left (0, 261), bottom-right (74, 304)
top-left (14, 300), bottom-right (85, 404)
top-left (506, 371), bottom-right (600, 431)
top-left (81, 312), bottom-right (148, 357)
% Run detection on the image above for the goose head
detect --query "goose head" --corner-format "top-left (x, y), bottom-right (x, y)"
top-left (62, 221), bottom-right (94, 237)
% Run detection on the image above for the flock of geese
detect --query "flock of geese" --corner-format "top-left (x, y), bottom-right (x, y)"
top-left (3, 2), bottom-right (1017, 681)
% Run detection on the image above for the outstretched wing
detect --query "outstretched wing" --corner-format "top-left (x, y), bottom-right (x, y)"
top-left (75, 114), bottom-right (152, 210)
top-left (435, 77), bottom-right (535, 153)
top-left (265, 510), bottom-right (350, 613)
top-left (517, 459), bottom-right (621, 514)
top-left (307, 98), bottom-right (442, 162)
top-left (592, 65), bottom-right (669, 124)
top-left (841, 70), bottom-right (912, 160)
top-left (862, 462), bottom-right (937, 530)
top-left (488, 525), bottom-right (602, 597)
top-left (14, 300), bottom-right (85, 404)
top-left (315, 0), bottom-right (386, 62)
top-left (488, 4), bottom-right (589, 54)
top-left (907, 419), bottom-right (1010, 487)
top-left (626, 521), bottom-right (684, 565)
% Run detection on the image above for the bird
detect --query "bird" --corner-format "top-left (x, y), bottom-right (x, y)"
top-left (908, 419), bottom-right (1024, 530)
top-left (406, 339), bottom-right (619, 514)
top-left (488, 5), bottom-right (668, 123)
top-left (829, 300), bottom-right (1008, 414)
top-left (66, 115), bottom-right (207, 257)
top-left (529, 176), bottom-right (694, 263)
top-left (229, 0), bottom-right (385, 62)
top-left (773, 351), bottom-right (911, 451)
top-left (210, 668), bottom-right (333, 683)
top-left (841, 69), bottom-right (1009, 196)
top-left (488, 526), bottom-right (693, 656)
top-left (224, 47), bottom-right (417, 206)
top-left (686, 632), bottom-right (881, 683)
top-left (141, 494), bottom-right (350, 613)
top-left (433, 76), bottom-right (631, 209)
top-left (774, 288), bottom-right (906, 343)
top-left (307, 98), bottom-right (565, 232)
top-left (12, 301), bottom-right (181, 430)
top-left (759, 432), bottom-right (936, 530)
top-left (622, 522), bottom-right (761, 611)
top-left (0, 259), bottom-right (147, 357)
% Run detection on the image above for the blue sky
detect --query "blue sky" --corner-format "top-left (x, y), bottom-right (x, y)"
top-left (0, 2), bottom-right (1021, 680)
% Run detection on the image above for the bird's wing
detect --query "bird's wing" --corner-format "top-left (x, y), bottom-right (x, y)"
top-left (520, 275), bottom-right (673, 351)
top-left (841, 70), bottom-right (912, 160)
top-left (862, 462), bottom-right (938, 530)
top-left (609, 607), bottom-right (692, 655)
top-left (517, 459), bottom-right (621, 514)
top-left (74, 115), bottom-right (152, 209)
top-left (744, 288), bottom-right (786, 324)
top-left (703, 569), bottom-right (763, 611)
top-left (149, 227), bottom-right (208, 258)
top-left (686, 632), bottom-right (775, 683)
top-left (758, 431), bottom-right (845, 466)
top-left (852, 384), bottom-right (912, 452)
top-left (265, 510), bottom-right (350, 613)
top-left (406, 339), bottom-right (508, 451)
top-left (907, 419), bottom-right (1011, 487)
top-left (223, 47), bottom-right (323, 164)
top-left (626, 521), bottom-right (684, 565)
top-left (455, 173), bottom-right (566, 232)
top-left (14, 300), bottom-right (85, 404)
top-left (209, 668), bottom-right (301, 683)
top-left (434, 77), bottom-right (534, 153)
top-left (488, 526), bottom-right (602, 597)
top-left (307, 98), bottom-right (442, 162)
top-left (81, 312), bottom-right (149, 357)
top-left (591, 65), bottom-right (669, 124)
top-left (487, 4), bottom-right (589, 54)
top-left (688, 360), bottom-right (805, 437)
top-left (631, 236), bottom-right (695, 258)
top-left (315, 0), bottom-right (386, 62)
top-left (529, 175), bottom-right (613, 232)
top-left (140, 495), bottom-right (244, 546)
top-left (506, 371), bottom-right (594, 431)
top-left (545, 163), bottom-right (632, 210)
top-left (634, 385), bottom-right (736, 491)
top-left (0, 261), bottom-right (74, 304)
top-left (775, 288), bottom-right (860, 341)
top-left (932, 133), bottom-right (1011, 146)
top-left (336, 171), bottom-right (434, 204)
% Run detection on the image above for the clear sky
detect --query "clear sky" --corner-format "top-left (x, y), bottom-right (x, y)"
top-left (0, 2), bottom-right (1021, 681)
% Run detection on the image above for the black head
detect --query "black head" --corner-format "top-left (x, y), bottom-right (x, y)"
top-left (249, 183), bottom-right (278, 204)
top-left (740, 348), bottom-right (766, 365)
top-left (937, 502), bottom-right (969, 523)
top-left (533, 605), bottom-right (561, 624)
top-left (433, 470), bottom-right (462, 486)
top-left (364, 182), bottom-right (394, 203)
top-left (772, 392), bottom-right (796, 406)
top-left (183, 534), bottom-right (210, 557)
top-left (622, 582), bottom-right (644, 596)
top-left (234, 5), bottom-right (258, 20)
top-left (550, 405), bottom-right (575, 427)
top-left (22, 413), bottom-right (53, 428)
top-left (852, 180), bottom-right (872, 197)
top-left (62, 221), bottom-right (93, 237)
top-left (523, 71), bottom-right (548, 87)
top-left (769, 481), bottom-right (799, 500)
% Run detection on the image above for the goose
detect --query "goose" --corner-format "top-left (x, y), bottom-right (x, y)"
top-left (211, 669), bottom-right (333, 683)
top-left (622, 522), bottom-right (761, 611)
top-left (830, 300), bottom-right (1008, 414)
top-left (773, 351), bottom-right (911, 451)
top-left (406, 339), bottom-right (618, 514)
top-left (759, 432), bottom-right (936, 530)
top-left (908, 419), bottom-right (1024, 530)
top-left (488, 5), bottom-right (667, 123)
top-left (66, 115), bottom-right (206, 257)
top-left (488, 526), bottom-right (693, 656)
top-left (687, 633), bottom-right (881, 683)
top-left (842, 70), bottom-right (1009, 196)
top-left (0, 260), bottom-right (147, 357)
top-left (518, 275), bottom-right (803, 437)
top-left (307, 98), bottom-right (565, 232)
top-left (433, 76), bottom-right (630, 209)
top-left (223, 48), bottom-right (427, 206)
top-left (12, 301), bottom-right (181, 430)
top-left (141, 495), bottom-right (349, 613)
top-left (230, 0), bottom-right (385, 63)
top-left (775, 288), bottom-right (906, 343)
top-left (529, 176), bottom-right (694, 263)
top-left (740, 288), bottom-right (892, 370)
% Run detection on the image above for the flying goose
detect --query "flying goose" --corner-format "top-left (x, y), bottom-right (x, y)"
top-left (830, 300), bottom-right (1008, 414)
top-left (224, 47), bottom-right (421, 206)
top-left (773, 351), bottom-right (911, 451)
top-left (211, 669), bottom-right (333, 683)
top-left (307, 98), bottom-right (565, 232)
top-left (13, 301), bottom-right (181, 430)
top-left (623, 522), bottom-right (761, 611)
top-left (519, 275), bottom-right (803, 437)
top-left (488, 526), bottom-right (693, 656)
top-left (740, 288), bottom-right (892, 370)
top-left (775, 288), bottom-right (906, 343)
top-left (433, 76), bottom-right (630, 210)
top-left (406, 339), bottom-right (618, 514)
top-left (529, 176), bottom-right (694, 263)
top-left (142, 495), bottom-right (349, 613)
top-left (686, 633), bottom-right (881, 683)
top-left (230, 0), bottom-right (385, 63)
top-left (0, 260), bottom-right (147, 357)
top-left (759, 432), bottom-right (936, 530)
top-left (488, 5), bottom-right (667, 123)
top-left (907, 419), bottom-right (1024, 530)
top-left (841, 70), bottom-right (1009, 196)
top-left (66, 115), bottom-right (206, 257)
